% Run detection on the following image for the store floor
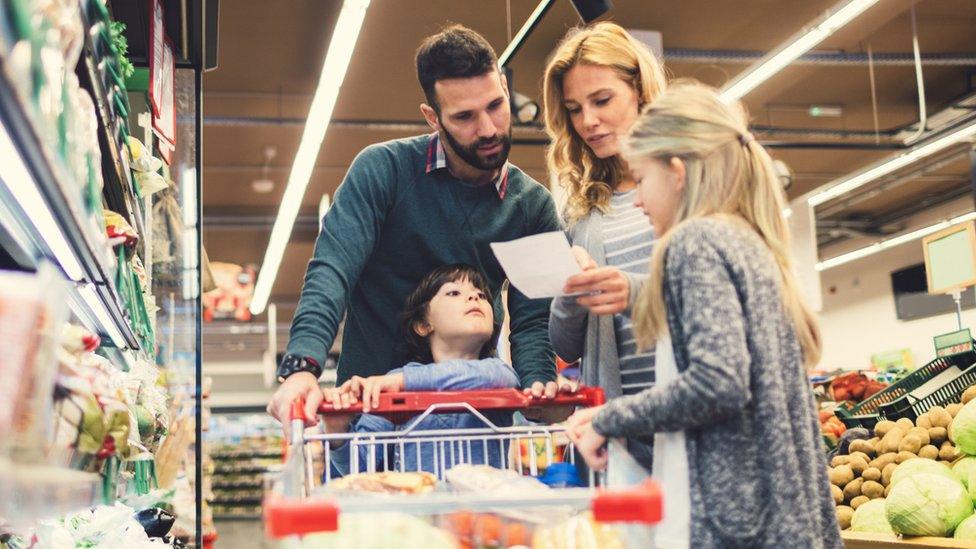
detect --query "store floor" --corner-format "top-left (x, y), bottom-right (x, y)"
top-left (214, 518), bottom-right (274, 548)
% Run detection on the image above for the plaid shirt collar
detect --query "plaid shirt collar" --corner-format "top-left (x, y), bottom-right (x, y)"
top-left (425, 133), bottom-right (509, 199)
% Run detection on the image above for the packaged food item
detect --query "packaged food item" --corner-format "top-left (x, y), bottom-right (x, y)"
top-left (301, 513), bottom-right (455, 549)
top-left (104, 210), bottom-right (139, 248)
top-left (511, 433), bottom-right (569, 475)
top-left (445, 464), bottom-right (549, 495)
top-left (531, 512), bottom-right (624, 549)
top-left (327, 471), bottom-right (438, 495)
top-left (0, 267), bottom-right (68, 464)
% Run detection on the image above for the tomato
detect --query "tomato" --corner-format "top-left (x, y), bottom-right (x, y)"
top-left (504, 522), bottom-right (530, 546)
top-left (473, 515), bottom-right (502, 546)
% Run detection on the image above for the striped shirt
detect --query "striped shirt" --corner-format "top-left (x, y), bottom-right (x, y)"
top-left (603, 190), bottom-right (656, 395)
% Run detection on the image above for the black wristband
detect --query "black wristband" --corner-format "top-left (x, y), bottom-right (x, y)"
top-left (277, 354), bottom-right (323, 382)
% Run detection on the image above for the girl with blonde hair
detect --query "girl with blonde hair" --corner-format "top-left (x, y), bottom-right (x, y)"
top-left (566, 81), bottom-right (841, 548)
top-left (543, 22), bottom-right (666, 468)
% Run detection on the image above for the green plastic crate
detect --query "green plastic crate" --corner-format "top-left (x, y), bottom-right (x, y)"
top-left (834, 350), bottom-right (976, 429)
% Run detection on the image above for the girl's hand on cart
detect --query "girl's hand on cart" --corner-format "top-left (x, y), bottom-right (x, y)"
top-left (566, 405), bottom-right (609, 470)
top-left (339, 374), bottom-right (406, 413)
top-left (267, 372), bottom-right (323, 437)
top-left (572, 422), bottom-right (609, 471)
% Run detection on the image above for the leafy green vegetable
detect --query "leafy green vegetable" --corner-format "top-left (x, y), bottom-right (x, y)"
top-left (886, 473), bottom-right (973, 536)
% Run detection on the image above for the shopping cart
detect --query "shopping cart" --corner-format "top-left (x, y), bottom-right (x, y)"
top-left (263, 387), bottom-right (662, 545)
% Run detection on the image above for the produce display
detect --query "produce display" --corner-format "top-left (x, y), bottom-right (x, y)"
top-left (828, 383), bottom-right (976, 541)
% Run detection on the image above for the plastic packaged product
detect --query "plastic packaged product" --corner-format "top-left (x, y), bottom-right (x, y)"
top-left (531, 512), bottom-right (624, 549)
top-left (0, 266), bottom-right (68, 464)
top-left (300, 513), bottom-right (456, 549)
top-left (126, 136), bottom-right (164, 174)
top-left (104, 210), bottom-right (139, 247)
top-left (538, 462), bottom-right (584, 488)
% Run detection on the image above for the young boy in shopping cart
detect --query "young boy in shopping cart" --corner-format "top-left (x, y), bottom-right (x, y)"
top-left (320, 263), bottom-right (522, 477)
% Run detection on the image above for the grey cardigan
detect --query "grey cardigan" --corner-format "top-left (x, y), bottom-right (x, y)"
top-left (592, 218), bottom-right (842, 548)
top-left (549, 209), bottom-right (647, 398)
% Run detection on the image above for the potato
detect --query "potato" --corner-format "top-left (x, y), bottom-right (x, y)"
top-left (848, 440), bottom-right (876, 457)
top-left (868, 437), bottom-right (880, 449)
top-left (830, 465), bottom-right (855, 487)
top-left (899, 435), bottom-right (923, 454)
top-left (861, 467), bottom-right (882, 482)
top-left (851, 495), bottom-right (870, 510)
top-left (916, 414), bottom-right (933, 429)
top-left (861, 480), bottom-right (885, 499)
top-left (962, 386), bottom-right (976, 405)
top-left (885, 484), bottom-right (893, 497)
top-left (831, 455), bottom-right (851, 467)
top-left (849, 451), bottom-right (871, 464)
top-left (940, 442), bottom-right (961, 462)
top-left (831, 483), bottom-right (844, 505)
top-left (895, 451), bottom-right (917, 464)
top-left (836, 506), bottom-right (854, 530)
top-left (908, 427), bottom-right (931, 447)
top-left (874, 420), bottom-right (897, 438)
top-left (896, 418), bottom-right (916, 432)
top-left (879, 427), bottom-right (905, 454)
top-left (869, 453), bottom-right (898, 471)
top-left (848, 456), bottom-right (869, 476)
top-left (929, 407), bottom-right (952, 429)
top-left (948, 403), bottom-right (965, 417)
top-left (919, 445), bottom-right (939, 460)
top-left (881, 462), bottom-right (898, 486)
top-left (929, 427), bottom-right (948, 446)
top-left (844, 478), bottom-right (865, 501)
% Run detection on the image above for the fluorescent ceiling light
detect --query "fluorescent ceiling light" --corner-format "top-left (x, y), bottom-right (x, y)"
top-left (0, 120), bottom-right (85, 281)
top-left (499, 0), bottom-right (555, 67)
top-left (808, 119), bottom-right (976, 207)
top-left (249, 0), bottom-right (371, 315)
top-left (719, 0), bottom-right (879, 102)
top-left (815, 211), bottom-right (976, 271)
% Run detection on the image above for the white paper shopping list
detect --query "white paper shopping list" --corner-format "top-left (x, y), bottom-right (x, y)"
top-left (490, 231), bottom-right (582, 299)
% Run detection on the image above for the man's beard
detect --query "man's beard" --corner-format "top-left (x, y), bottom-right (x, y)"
top-left (439, 121), bottom-right (512, 171)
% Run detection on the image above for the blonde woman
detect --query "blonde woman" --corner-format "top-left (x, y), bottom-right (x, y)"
top-left (543, 22), bottom-right (666, 468)
top-left (565, 81), bottom-right (841, 548)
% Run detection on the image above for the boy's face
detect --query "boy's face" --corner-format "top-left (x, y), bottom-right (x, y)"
top-left (420, 277), bottom-right (494, 345)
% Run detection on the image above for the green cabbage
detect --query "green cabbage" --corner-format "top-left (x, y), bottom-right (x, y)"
top-left (954, 457), bottom-right (976, 490)
top-left (957, 515), bottom-right (976, 540)
top-left (951, 400), bottom-right (976, 456)
top-left (850, 499), bottom-right (894, 533)
top-left (889, 458), bottom-right (954, 487)
top-left (886, 473), bottom-right (973, 536)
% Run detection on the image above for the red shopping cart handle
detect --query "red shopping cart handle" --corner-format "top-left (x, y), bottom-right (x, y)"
top-left (593, 479), bottom-right (663, 524)
top-left (264, 494), bottom-right (338, 538)
top-left (317, 386), bottom-right (605, 421)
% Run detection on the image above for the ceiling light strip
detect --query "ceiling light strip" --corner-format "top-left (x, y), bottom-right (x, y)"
top-left (815, 211), bottom-right (976, 271)
top-left (498, 0), bottom-right (556, 67)
top-left (249, 0), bottom-right (371, 315)
top-left (719, 0), bottom-right (879, 102)
top-left (808, 119), bottom-right (976, 207)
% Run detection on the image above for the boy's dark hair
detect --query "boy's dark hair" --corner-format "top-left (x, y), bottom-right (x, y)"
top-left (398, 263), bottom-right (500, 364)
top-left (415, 24), bottom-right (499, 112)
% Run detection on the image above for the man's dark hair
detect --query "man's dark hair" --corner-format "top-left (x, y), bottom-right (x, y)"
top-left (397, 263), bottom-right (500, 364)
top-left (416, 24), bottom-right (499, 112)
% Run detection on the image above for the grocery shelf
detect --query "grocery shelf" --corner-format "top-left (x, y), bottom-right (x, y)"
top-left (77, 2), bottom-right (146, 248)
top-left (0, 32), bottom-right (140, 351)
top-left (0, 458), bottom-right (101, 523)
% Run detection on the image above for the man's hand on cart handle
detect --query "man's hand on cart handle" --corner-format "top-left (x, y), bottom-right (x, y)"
top-left (522, 379), bottom-right (578, 423)
top-left (267, 372), bottom-right (323, 437)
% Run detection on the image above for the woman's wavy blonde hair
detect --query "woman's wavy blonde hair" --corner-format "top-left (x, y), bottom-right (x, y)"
top-left (624, 81), bottom-right (822, 368)
top-left (543, 22), bottom-right (667, 224)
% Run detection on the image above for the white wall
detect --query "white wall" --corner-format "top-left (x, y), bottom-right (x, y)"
top-left (818, 242), bottom-right (976, 370)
